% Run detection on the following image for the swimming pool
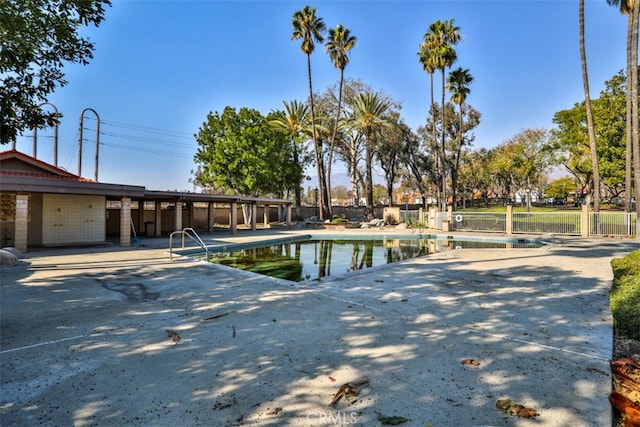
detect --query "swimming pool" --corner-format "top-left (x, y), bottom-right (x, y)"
top-left (192, 234), bottom-right (543, 282)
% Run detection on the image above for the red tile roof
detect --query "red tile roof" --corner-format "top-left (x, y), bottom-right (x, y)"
top-left (0, 149), bottom-right (95, 182)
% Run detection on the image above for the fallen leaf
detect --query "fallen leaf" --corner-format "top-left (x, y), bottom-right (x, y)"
top-left (610, 391), bottom-right (640, 425)
top-left (511, 404), bottom-right (540, 418)
top-left (461, 358), bottom-right (480, 367)
top-left (496, 398), bottom-right (512, 412)
top-left (166, 329), bottom-right (181, 344)
top-left (328, 376), bottom-right (336, 382)
top-left (266, 407), bottom-right (282, 416)
top-left (329, 377), bottom-right (369, 407)
top-left (496, 398), bottom-right (539, 418)
top-left (376, 414), bottom-right (410, 425)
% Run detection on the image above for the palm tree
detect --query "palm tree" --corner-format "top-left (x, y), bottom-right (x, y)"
top-left (447, 67), bottom-right (473, 210)
top-left (579, 0), bottom-right (601, 213)
top-left (269, 100), bottom-right (311, 210)
top-left (325, 24), bottom-right (357, 212)
top-left (347, 91), bottom-right (394, 209)
top-left (607, 0), bottom-right (639, 231)
top-left (421, 19), bottom-right (461, 210)
top-left (291, 6), bottom-right (329, 219)
top-left (418, 28), bottom-right (440, 207)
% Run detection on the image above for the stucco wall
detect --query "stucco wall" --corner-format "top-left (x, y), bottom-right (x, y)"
top-left (42, 194), bottom-right (106, 245)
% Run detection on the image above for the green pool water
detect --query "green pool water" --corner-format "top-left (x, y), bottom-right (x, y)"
top-left (205, 234), bottom-right (542, 282)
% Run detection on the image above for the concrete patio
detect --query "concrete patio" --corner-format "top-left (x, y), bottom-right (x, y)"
top-left (1, 229), bottom-right (638, 426)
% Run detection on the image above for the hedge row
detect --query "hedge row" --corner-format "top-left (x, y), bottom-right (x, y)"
top-left (610, 250), bottom-right (640, 340)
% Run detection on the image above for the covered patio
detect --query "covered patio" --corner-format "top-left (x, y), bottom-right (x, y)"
top-left (0, 149), bottom-right (293, 252)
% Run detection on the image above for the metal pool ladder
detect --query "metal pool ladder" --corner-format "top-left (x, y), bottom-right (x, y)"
top-left (169, 228), bottom-right (209, 260)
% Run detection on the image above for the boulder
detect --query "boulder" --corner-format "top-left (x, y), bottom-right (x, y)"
top-left (0, 249), bottom-right (18, 265)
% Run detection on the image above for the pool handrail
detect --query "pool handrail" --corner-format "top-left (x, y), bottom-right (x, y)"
top-left (169, 228), bottom-right (208, 260)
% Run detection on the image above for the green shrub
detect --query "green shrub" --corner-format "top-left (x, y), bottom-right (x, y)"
top-left (385, 214), bottom-right (398, 225)
top-left (331, 216), bottom-right (348, 224)
top-left (610, 250), bottom-right (640, 340)
top-left (611, 250), bottom-right (640, 279)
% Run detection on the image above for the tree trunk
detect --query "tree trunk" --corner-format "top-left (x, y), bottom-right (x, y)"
top-left (292, 141), bottom-right (301, 209)
top-left (440, 69), bottom-right (448, 211)
top-left (318, 142), bottom-right (331, 219)
top-left (306, 53), bottom-right (330, 220)
top-left (579, 0), bottom-right (601, 215)
top-left (631, 0), bottom-right (640, 236)
top-left (348, 140), bottom-right (360, 207)
top-left (429, 73), bottom-right (441, 211)
top-left (625, 12), bottom-right (633, 213)
top-left (327, 70), bottom-right (346, 217)
top-left (365, 134), bottom-right (374, 209)
top-left (451, 104), bottom-right (464, 210)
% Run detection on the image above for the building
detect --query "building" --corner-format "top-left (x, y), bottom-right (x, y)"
top-left (0, 149), bottom-right (293, 252)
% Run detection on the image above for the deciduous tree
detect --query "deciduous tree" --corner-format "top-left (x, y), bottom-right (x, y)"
top-left (193, 107), bottom-right (297, 198)
top-left (0, 0), bottom-right (111, 144)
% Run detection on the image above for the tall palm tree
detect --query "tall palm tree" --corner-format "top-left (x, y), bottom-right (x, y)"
top-left (291, 6), bottom-right (329, 219)
top-left (347, 91), bottom-right (394, 209)
top-left (421, 19), bottom-right (461, 210)
top-left (447, 67), bottom-right (473, 210)
top-left (325, 24), bottom-right (357, 212)
top-left (607, 0), bottom-right (639, 230)
top-left (579, 0), bottom-right (601, 212)
top-left (269, 100), bottom-right (310, 209)
top-left (418, 28), bottom-right (440, 207)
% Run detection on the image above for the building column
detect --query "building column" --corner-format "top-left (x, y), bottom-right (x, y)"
top-left (208, 202), bottom-right (214, 233)
top-left (286, 204), bottom-right (292, 227)
top-left (137, 201), bottom-right (144, 236)
top-left (230, 202), bottom-right (237, 235)
top-left (174, 201), bottom-right (183, 231)
top-left (263, 205), bottom-right (270, 228)
top-left (154, 201), bottom-right (162, 236)
top-left (188, 202), bottom-right (195, 228)
top-left (14, 193), bottom-right (29, 253)
top-left (251, 203), bottom-right (257, 231)
top-left (120, 196), bottom-right (131, 247)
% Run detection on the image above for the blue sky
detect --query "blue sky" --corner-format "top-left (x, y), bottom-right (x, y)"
top-left (12, 0), bottom-right (628, 191)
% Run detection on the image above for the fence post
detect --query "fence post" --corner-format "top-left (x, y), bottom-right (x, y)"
top-left (429, 206), bottom-right (436, 228)
top-left (506, 204), bottom-right (513, 235)
top-left (581, 204), bottom-right (589, 237)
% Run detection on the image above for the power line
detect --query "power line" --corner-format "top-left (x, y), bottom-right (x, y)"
top-left (93, 118), bottom-right (194, 139)
top-left (98, 129), bottom-right (195, 148)
top-left (18, 117), bottom-right (198, 165)
top-left (98, 141), bottom-right (192, 159)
